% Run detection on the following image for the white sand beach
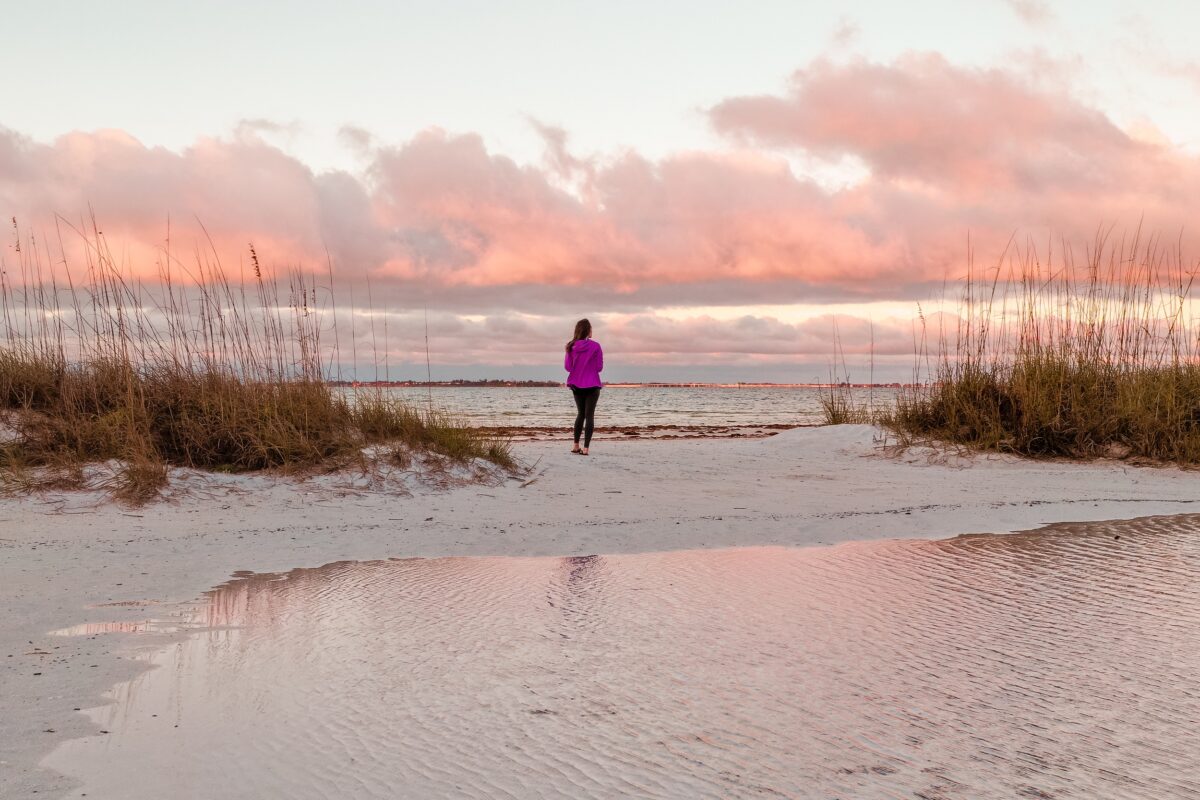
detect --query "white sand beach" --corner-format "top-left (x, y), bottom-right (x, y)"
top-left (3, 425), bottom-right (1199, 797)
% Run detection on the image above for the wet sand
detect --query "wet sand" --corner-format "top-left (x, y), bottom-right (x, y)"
top-left (474, 422), bottom-right (799, 441)
top-left (44, 521), bottom-right (1200, 798)
top-left (3, 425), bottom-right (1200, 797)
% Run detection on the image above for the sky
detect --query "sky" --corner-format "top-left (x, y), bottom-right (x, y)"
top-left (2, 0), bottom-right (1200, 381)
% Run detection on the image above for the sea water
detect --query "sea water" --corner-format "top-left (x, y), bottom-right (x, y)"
top-left (348, 385), bottom-right (898, 435)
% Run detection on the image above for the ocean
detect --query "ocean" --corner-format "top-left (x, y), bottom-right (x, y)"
top-left (350, 385), bottom-right (898, 437)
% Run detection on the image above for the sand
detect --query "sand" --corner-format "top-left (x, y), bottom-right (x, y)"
top-left (2, 424), bottom-right (1198, 798)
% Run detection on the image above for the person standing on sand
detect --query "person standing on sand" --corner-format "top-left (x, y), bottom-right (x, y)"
top-left (565, 318), bottom-right (603, 455)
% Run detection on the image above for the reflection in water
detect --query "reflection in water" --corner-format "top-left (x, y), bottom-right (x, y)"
top-left (46, 516), bottom-right (1200, 799)
top-left (49, 620), bottom-right (172, 637)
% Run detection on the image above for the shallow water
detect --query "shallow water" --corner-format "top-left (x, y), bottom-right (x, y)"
top-left (349, 385), bottom-right (897, 434)
top-left (48, 517), bottom-right (1200, 799)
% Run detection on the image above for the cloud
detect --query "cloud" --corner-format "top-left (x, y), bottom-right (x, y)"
top-left (527, 118), bottom-right (594, 182)
top-left (829, 17), bottom-right (859, 47)
top-left (1001, 0), bottom-right (1055, 26)
top-left (2, 51), bottom-right (1198, 329)
top-left (0, 126), bottom-right (325, 271)
top-left (235, 118), bottom-right (303, 139)
top-left (337, 125), bottom-right (375, 156)
top-left (709, 52), bottom-right (1200, 258)
top-left (709, 53), bottom-right (1139, 193)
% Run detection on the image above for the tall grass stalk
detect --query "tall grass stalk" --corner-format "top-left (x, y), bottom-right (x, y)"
top-left (887, 232), bottom-right (1200, 464)
top-left (818, 315), bottom-right (882, 425)
top-left (0, 218), bottom-right (512, 503)
top-left (818, 386), bottom-right (876, 425)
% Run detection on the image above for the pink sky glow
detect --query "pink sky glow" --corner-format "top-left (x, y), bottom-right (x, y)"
top-left (3, 52), bottom-right (1198, 380)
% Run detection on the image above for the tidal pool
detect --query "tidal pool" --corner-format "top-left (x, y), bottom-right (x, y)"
top-left (47, 516), bottom-right (1200, 799)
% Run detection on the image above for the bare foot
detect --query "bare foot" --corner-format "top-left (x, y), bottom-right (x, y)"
top-left (580, 447), bottom-right (589, 456)
top-left (571, 444), bottom-right (581, 454)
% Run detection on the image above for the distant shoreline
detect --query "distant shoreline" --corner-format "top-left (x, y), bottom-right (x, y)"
top-left (329, 380), bottom-right (917, 389)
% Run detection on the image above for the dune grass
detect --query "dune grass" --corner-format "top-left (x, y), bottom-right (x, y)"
top-left (817, 316), bottom-right (885, 426)
top-left (817, 386), bottom-right (877, 425)
top-left (0, 221), bottom-right (512, 503)
top-left (883, 233), bottom-right (1200, 464)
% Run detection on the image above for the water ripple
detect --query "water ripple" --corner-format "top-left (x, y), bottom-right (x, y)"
top-left (47, 515), bottom-right (1200, 799)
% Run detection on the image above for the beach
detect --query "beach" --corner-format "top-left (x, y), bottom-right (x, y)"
top-left (3, 425), bottom-right (1200, 797)
top-left (9, 4), bottom-right (1200, 794)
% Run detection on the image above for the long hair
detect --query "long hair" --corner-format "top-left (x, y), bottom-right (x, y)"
top-left (566, 318), bottom-right (592, 354)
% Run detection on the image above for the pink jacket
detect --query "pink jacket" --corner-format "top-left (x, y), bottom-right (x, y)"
top-left (565, 339), bottom-right (604, 388)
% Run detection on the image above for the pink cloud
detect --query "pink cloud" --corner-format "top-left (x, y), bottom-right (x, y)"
top-left (0, 126), bottom-right (324, 273)
top-left (710, 53), bottom-right (1144, 195)
top-left (710, 54), bottom-right (1200, 274)
top-left (1001, 0), bottom-right (1055, 26)
top-left (2, 51), bottom-right (1197, 318)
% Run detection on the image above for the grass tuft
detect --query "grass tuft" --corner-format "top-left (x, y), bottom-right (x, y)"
top-left (349, 393), bottom-right (513, 468)
top-left (818, 386), bottom-right (877, 425)
top-left (0, 219), bottom-right (514, 502)
top-left (885, 233), bottom-right (1200, 464)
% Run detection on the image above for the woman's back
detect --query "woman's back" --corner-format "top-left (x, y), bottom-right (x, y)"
top-left (565, 338), bottom-right (604, 389)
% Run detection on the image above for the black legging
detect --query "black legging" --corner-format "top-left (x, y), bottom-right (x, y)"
top-left (571, 386), bottom-right (601, 447)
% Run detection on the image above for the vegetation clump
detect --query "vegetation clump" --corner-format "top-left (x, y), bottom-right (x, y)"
top-left (884, 234), bottom-right (1200, 464)
top-left (0, 222), bottom-right (512, 503)
top-left (817, 387), bottom-right (877, 426)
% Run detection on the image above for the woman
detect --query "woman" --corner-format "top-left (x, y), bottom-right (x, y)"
top-left (564, 318), bottom-right (603, 455)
